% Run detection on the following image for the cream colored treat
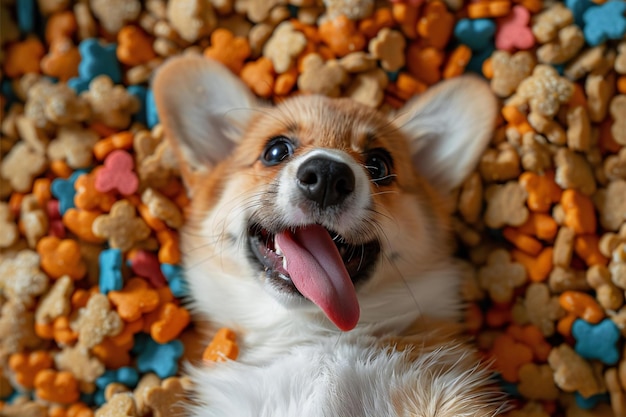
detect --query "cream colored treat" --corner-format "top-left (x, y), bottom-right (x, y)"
top-left (484, 181), bottom-right (529, 228)
top-left (297, 53), bottom-right (348, 97)
top-left (478, 249), bottom-right (527, 304)
top-left (35, 275), bottom-right (73, 324)
top-left (70, 293), bottom-right (123, 348)
top-left (0, 250), bottom-right (49, 307)
top-left (490, 50), bottom-right (535, 98)
top-left (262, 21), bottom-right (307, 74)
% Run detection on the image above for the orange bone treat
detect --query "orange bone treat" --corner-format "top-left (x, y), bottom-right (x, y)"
top-left (32, 178), bottom-right (52, 207)
top-left (501, 105), bottom-right (533, 134)
top-left (490, 333), bottom-right (533, 382)
top-left (319, 43), bottom-right (342, 62)
top-left (50, 159), bottom-right (74, 179)
top-left (150, 303), bottom-right (191, 344)
top-left (556, 313), bottom-right (577, 338)
top-left (274, 67), bottom-right (298, 97)
top-left (93, 131), bottom-right (134, 161)
top-left (443, 45), bottom-right (472, 79)
top-left (359, 7), bottom-right (395, 39)
top-left (108, 278), bottom-right (161, 322)
top-left (49, 403), bottom-right (94, 417)
top-left (142, 287), bottom-right (176, 333)
top-left (240, 57), bottom-right (276, 99)
top-left (515, 0), bottom-right (543, 12)
top-left (394, 72), bottom-right (428, 100)
top-left (203, 328), bottom-right (239, 363)
top-left (34, 370), bottom-right (80, 404)
top-left (35, 321), bottom-right (55, 340)
top-left (391, 2), bottom-right (420, 39)
top-left (36, 236), bottom-right (87, 280)
top-left (8, 351), bottom-right (54, 389)
top-left (503, 227), bottom-right (543, 256)
top-left (559, 291), bottom-right (605, 324)
top-left (45, 11), bottom-right (78, 44)
top-left (318, 15), bottom-right (366, 57)
top-left (52, 316), bottom-right (79, 345)
top-left (417, 1), bottom-right (454, 49)
top-left (561, 189), bottom-right (597, 235)
top-left (40, 37), bottom-right (81, 81)
top-left (467, 0), bottom-right (512, 19)
top-left (62, 209), bottom-right (106, 244)
top-left (406, 44), bottom-right (444, 85)
top-left (512, 247), bottom-right (554, 282)
top-left (71, 287), bottom-right (97, 311)
top-left (507, 324), bottom-right (552, 362)
top-left (117, 25), bottom-right (156, 67)
top-left (157, 229), bottom-right (181, 264)
top-left (3, 37), bottom-right (45, 78)
top-left (482, 57), bottom-right (494, 79)
top-left (519, 171), bottom-right (562, 213)
top-left (91, 338), bottom-right (132, 369)
top-left (574, 235), bottom-right (609, 267)
top-left (204, 28), bottom-right (251, 74)
top-left (101, 341), bottom-right (134, 365)
top-left (517, 212), bottom-right (559, 241)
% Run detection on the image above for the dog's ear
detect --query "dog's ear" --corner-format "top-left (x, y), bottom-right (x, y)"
top-left (393, 75), bottom-right (497, 192)
top-left (152, 55), bottom-right (257, 175)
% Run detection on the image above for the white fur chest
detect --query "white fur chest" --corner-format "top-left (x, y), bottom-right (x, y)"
top-left (187, 335), bottom-right (502, 417)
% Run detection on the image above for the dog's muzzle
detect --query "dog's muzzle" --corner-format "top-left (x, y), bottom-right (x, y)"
top-left (296, 157), bottom-right (355, 209)
top-left (245, 154), bottom-right (383, 330)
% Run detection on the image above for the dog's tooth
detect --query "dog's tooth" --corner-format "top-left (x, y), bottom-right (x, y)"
top-left (275, 241), bottom-right (283, 256)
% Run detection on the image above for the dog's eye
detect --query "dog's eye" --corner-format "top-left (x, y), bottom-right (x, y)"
top-left (261, 137), bottom-right (294, 166)
top-left (365, 149), bottom-right (393, 185)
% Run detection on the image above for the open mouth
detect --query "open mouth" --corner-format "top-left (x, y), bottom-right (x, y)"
top-left (247, 222), bottom-right (381, 330)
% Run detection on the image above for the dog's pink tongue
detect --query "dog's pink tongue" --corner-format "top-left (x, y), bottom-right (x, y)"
top-left (275, 225), bottom-right (359, 331)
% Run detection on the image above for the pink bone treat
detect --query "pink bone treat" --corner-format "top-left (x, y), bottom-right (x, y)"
top-left (47, 200), bottom-right (61, 220)
top-left (129, 250), bottom-right (167, 288)
top-left (495, 5), bottom-right (535, 52)
top-left (94, 149), bottom-right (139, 196)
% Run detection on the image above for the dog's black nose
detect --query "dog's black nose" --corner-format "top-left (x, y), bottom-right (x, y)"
top-left (297, 157), bottom-right (355, 209)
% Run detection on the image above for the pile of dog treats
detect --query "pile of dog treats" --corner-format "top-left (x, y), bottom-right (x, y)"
top-left (0, 0), bottom-right (625, 415)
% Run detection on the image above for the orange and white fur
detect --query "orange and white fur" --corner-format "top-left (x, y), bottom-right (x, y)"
top-left (153, 55), bottom-right (506, 416)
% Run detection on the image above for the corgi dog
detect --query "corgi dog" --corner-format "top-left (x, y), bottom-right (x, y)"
top-left (153, 54), bottom-right (506, 417)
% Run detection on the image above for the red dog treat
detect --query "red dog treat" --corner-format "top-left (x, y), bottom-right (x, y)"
top-left (95, 150), bottom-right (139, 196)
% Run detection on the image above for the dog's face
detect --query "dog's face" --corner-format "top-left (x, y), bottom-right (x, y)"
top-left (153, 56), bottom-right (497, 336)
